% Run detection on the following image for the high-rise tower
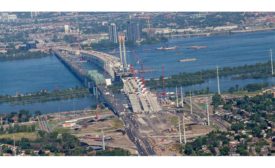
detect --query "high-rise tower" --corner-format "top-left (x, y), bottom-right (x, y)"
top-left (126, 21), bottom-right (141, 42)
top-left (108, 23), bottom-right (118, 43)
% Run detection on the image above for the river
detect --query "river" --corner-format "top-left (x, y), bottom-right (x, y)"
top-left (123, 30), bottom-right (275, 78)
top-left (0, 56), bottom-right (98, 114)
top-left (2, 30), bottom-right (275, 113)
top-left (0, 56), bottom-right (82, 95)
top-left (114, 30), bottom-right (275, 92)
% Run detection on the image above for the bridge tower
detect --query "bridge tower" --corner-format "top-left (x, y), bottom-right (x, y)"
top-left (118, 33), bottom-right (127, 72)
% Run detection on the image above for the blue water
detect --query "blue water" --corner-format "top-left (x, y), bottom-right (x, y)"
top-left (0, 56), bottom-right (82, 95)
top-left (0, 55), bottom-right (98, 113)
top-left (0, 96), bottom-right (98, 114)
top-left (2, 31), bottom-right (275, 113)
top-left (163, 77), bottom-right (275, 93)
top-left (122, 30), bottom-right (275, 79)
top-left (110, 30), bottom-right (275, 92)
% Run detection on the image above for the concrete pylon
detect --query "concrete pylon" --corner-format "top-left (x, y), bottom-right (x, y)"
top-left (176, 86), bottom-right (179, 107)
top-left (180, 87), bottom-right (184, 107)
top-left (206, 98), bottom-right (210, 126)
top-left (183, 113), bottom-right (187, 144)
top-left (102, 129), bottom-right (105, 151)
top-left (189, 91), bottom-right (193, 115)
top-left (178, 116), bottom-right (182, 144)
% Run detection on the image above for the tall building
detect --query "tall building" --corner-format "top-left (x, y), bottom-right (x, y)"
top-left (126, 21), bottom-right (141, 42)
top-left (64, 25), bottom-right (70, 34)
top-left (108, 23), bottom-right (118, 43)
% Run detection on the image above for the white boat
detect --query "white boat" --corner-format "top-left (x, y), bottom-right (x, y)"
top-left (179, 58), bottom-right (197, 62)
top-left (187, 45), bottom-right (208, 50)
top-left (156, 46), bottom-right (177, 50)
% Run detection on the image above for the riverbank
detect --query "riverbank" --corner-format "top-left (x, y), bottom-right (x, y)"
top-left (147, 61), bottom-right (274, 89)
top-left (0, 87), bottom-right (90, 105)
top-left (0, 51), bottom-right (51, 61)
top-left (164, 27), bottom-right (275, 39)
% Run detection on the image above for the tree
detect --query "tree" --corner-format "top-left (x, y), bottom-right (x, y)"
top-left (95, 148), bottom-right (130, 156)
top-left (19, 138), bottom-right (31, 149)
top-left (34, 111), bottom-right (42, 117)
top-left (63, 35), bottom-right (77, 44)
top-left (184, 144), bottom-right (194, 155)
top-left (252, 126), bottom-right (262, 138)
top-left (212, 93), bottom-right (224, 109)
top-left (236, 144), bottom-right (248, 156)
top-left (220, 146), bottom-right (229, 156)
top-left (231, 123), bottom-right (245, 132)
top-left (223, 102), bottom-right (233, 111)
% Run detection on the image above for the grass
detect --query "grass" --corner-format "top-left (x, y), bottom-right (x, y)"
top-left (111, 118), bottom-right (124, 129)
top-left (48, 120), bottom-right (62, 130)
top-left (53, 127), bottom-right (70, 134)
top-left (0, 132), bottom-right (37, 141)
top-left (169, 116), bottom-right (179, 127)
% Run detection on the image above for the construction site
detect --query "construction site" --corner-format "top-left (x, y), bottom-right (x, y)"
top-left (123, 77), bottom-right (161, 113)
top-left (38, 29), bottom-right (226, 156)
top-left (36, 107), bottom-right (137, 155)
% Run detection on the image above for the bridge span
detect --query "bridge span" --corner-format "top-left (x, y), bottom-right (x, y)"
top-left (52, 46), bottom-right (124, 80)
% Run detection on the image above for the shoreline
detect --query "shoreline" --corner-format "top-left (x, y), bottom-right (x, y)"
top-left (163, 27), bottom-right (275, 40)
top-left (0, 52), bottom-right (52, 62)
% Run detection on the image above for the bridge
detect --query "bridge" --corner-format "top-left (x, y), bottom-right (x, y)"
top-left (52, 46), bottom-right (161, 155)
top-left (52, 46), bottom-right (162, 114)
top-left (51, 47), bottom-right (127, 115)
top-left (52, 46), bottom-right (123, 80)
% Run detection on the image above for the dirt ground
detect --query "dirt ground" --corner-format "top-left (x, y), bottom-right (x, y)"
top-left (134, 112), bottom-right (213, 156)
top-left (43, 108), bottom-right (212, 156)
top-left (42, 109), bottom-right (137, 155)
top-left (73, 117), bottom-right (137, 155)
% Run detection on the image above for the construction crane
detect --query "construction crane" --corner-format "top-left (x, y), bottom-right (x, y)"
top-left (131, 50), bottom-right (152, 88)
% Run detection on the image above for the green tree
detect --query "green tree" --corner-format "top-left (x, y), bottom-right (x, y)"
top-left (220, 146), bottom-right (229, 156)
top-left (184, 144), bottom-right (194, 155)
top-left (212, 93), bottom-right (224, 109)
top-left (231, 123), bottom-right (245, 132)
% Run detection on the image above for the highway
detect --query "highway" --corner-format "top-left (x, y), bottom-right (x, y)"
top-left (124, 120), bottom-right (147, 156)
top-left (122, 113), bottom-right (156, 156)
top-left (96, 84), bottom-right (156, 156)
top-left (53, 47), bottom-right (156, 156)
top-left (38, 116), bottom-right (52, 133)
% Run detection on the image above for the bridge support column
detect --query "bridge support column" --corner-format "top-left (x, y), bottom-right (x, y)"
top-left (92, 86), bottom-right (99, 99)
